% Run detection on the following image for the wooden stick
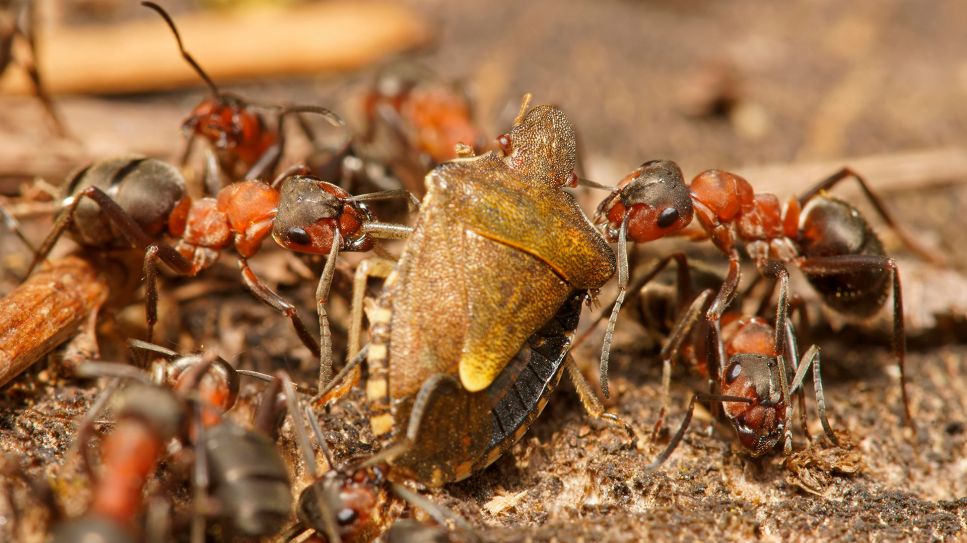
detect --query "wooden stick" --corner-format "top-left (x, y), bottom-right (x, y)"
top-left (0, 1), bottom-right (430, 95)
top-left (735, 147), bottom-right (967, 197)
top-left (0, 256), bottom-right (108, 387)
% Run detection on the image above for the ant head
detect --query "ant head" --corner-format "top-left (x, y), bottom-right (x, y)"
top-left (167, 353), bottom-right (240, 415)
top-left (500, 98), bottom-right (578, 188)
top-left (183, 98), bottom-right (259, 152)
top-left (598, 160), bottom-right (693, 243)
top-left (401, 84), bottom-right (480, 163)
top-left (720, 354), bottom-right (787, 455)
top-left (298, 468), bottom-right (390, 543)
top-left (272, 175), bottom-right (374, 255)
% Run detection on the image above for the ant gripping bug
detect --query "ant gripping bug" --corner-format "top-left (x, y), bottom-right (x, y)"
top-left (142, 2), bottom-right (343, 186)
top-left (595, 159), bottom-right (942, 429)
top-left (277, 380), bottom-right (478, 543)
top-left (26, 157), bottom-right (414, 389)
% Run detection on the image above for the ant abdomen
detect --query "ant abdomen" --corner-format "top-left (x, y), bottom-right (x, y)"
top-left (798, 196), bottom-right (890, 318)
top-left (65, 157), bottom-right (185, 247)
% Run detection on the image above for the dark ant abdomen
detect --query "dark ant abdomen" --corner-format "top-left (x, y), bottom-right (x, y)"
top-left (202, 422), bottom-right (293, 537)
top-left (65, 157), bottom-right (185, 248)
top-left (797, 196), bottom-right (890, 318)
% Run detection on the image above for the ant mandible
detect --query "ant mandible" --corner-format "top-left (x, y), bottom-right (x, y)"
top-left (595, 159), bottom-right (942, 429)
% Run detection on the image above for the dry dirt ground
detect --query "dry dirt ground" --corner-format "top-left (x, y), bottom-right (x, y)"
top-left (1, 0), bottom-right (966, 541)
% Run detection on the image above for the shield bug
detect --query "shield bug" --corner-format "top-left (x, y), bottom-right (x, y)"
top-left (322, 97), bottom-right (632, 488)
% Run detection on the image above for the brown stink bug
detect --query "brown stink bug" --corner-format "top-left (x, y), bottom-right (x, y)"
top-left (319, 96), bottom-right (633, 489)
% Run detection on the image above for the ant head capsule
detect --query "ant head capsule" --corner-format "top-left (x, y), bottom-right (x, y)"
top-left (598, 159), bottom-right (694, 242)
top-left (273, 175), bottom-right (374, 255)
top-left (720, 354), bottom-right (787, 455)
top-left (298, 468), bottom-right (391, 543)
top-left (184, 98), bottom-right (259, 153)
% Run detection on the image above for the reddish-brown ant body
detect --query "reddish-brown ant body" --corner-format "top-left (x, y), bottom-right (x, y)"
top-left (605, 257), bottom-right (839, 466)
top-left (596, 159), bottom-right (939, 427)
top-left (359, 66), bottom-right (484, 195)
top-left (143, 2), bottom-right (343, 185)
top-left (74, 343), bottom-right (305, 541)
top-left (26, 156), bottom-right (414, 388)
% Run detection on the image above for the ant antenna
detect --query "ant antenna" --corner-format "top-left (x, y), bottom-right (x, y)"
top-left (142, 2), bottom-right (221, 97)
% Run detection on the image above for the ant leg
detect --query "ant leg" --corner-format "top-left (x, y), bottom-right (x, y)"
top-left (652, 289), bottom-right (713, 440)
top-left (564, 355), bottom-right (636, 445)
top-left (647, 393), bottom-right (754, 469)
top-left (310, 346), bottom-right (368, 407)
top-left (16, 3), bottom-right (67, 137)
top-left (349, 257), bottom-right (395, 359)
top-left (758, 261), bottom-right (791, 360)
top-left (252, 374), bottom-right (284, 439)
top-left (237, 258), bottom-right (321, 357)
top-left (573, 252), bottom-right (692, 350)
top-left (143, 241), bottom-right (196, 344)
top-left (270, 163), bottom-right (312, 189)
top-left (390, 484), bottom-right (481, 543)
top-left (783, 318), bottom-right (811, 442)
top-left (202, 148), bottom-right (225, 196)
top-left (797, 254), bottom-right (911, 429)
top-left (350, 189), bottom-right (421, 211)
top-left (315, 234), bottom-right (341, 390)
top-left (69, 378), bottom-right (123, 483)
top-left (599, 214), bottom-right (630, 398)
top-left (189, 401), bottom-right (208, 543)
top-left (180, 133), bottom-right (197, 168)
top-left (788, 345), bottom-right (840, 446)
top-left (706, 251), bottom-right (741, 382)
top-left (798, 168), bottom-right (944, 265)
top-left (361, 221), bottom-right (414, 240)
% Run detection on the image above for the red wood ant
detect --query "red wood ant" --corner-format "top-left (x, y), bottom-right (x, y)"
top-left (73, 342), bottom-right (309, 541)
top-left (142, 2), bottom-right (343, 186)
top-left (359, 64), bottom-right (485, 195)
top-left (26, 156), bottom-right (415, 389)
top-left (280, 378), bottom-right (479, 543)
top-left (595, 159), bottom-right (941, 428)
top-left (1, 0), bottom-right (66, 135)
top-left (647, 285), bottom-right (839, 467)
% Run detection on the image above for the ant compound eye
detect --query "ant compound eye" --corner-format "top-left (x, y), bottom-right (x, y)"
top-left (726, 362), bottom-right (742, 384)
top-left (497, 134), bottom-right (512, 153)
top-left (657, 207), bottom-right (680, 228)
top-left (286, 226), bottom-right (311, 245)
top-left (337, 508), bottom-right (358, 525)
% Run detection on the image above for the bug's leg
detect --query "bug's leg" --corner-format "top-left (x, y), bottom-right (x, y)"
top-left (391, 484), bottom-right (481, 543)
top-left (348, 257), bottom-right (396, 360)
top-left (797, 254), bottom-right (910, 430)
top-left (310, 346), bottom-right (368, 407)
top-left (799, 168), bottom-right (944, 265)
top-left (651, 289), bottom-right (713, 441)
top-left (565, 355), bottom-right (636, 445)
top-left (788, 344), bottom-right (840, 447)
top-left (598, 215), bottom-right (629, 399)
top-left (237, 257), bottom-right (320, 357)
